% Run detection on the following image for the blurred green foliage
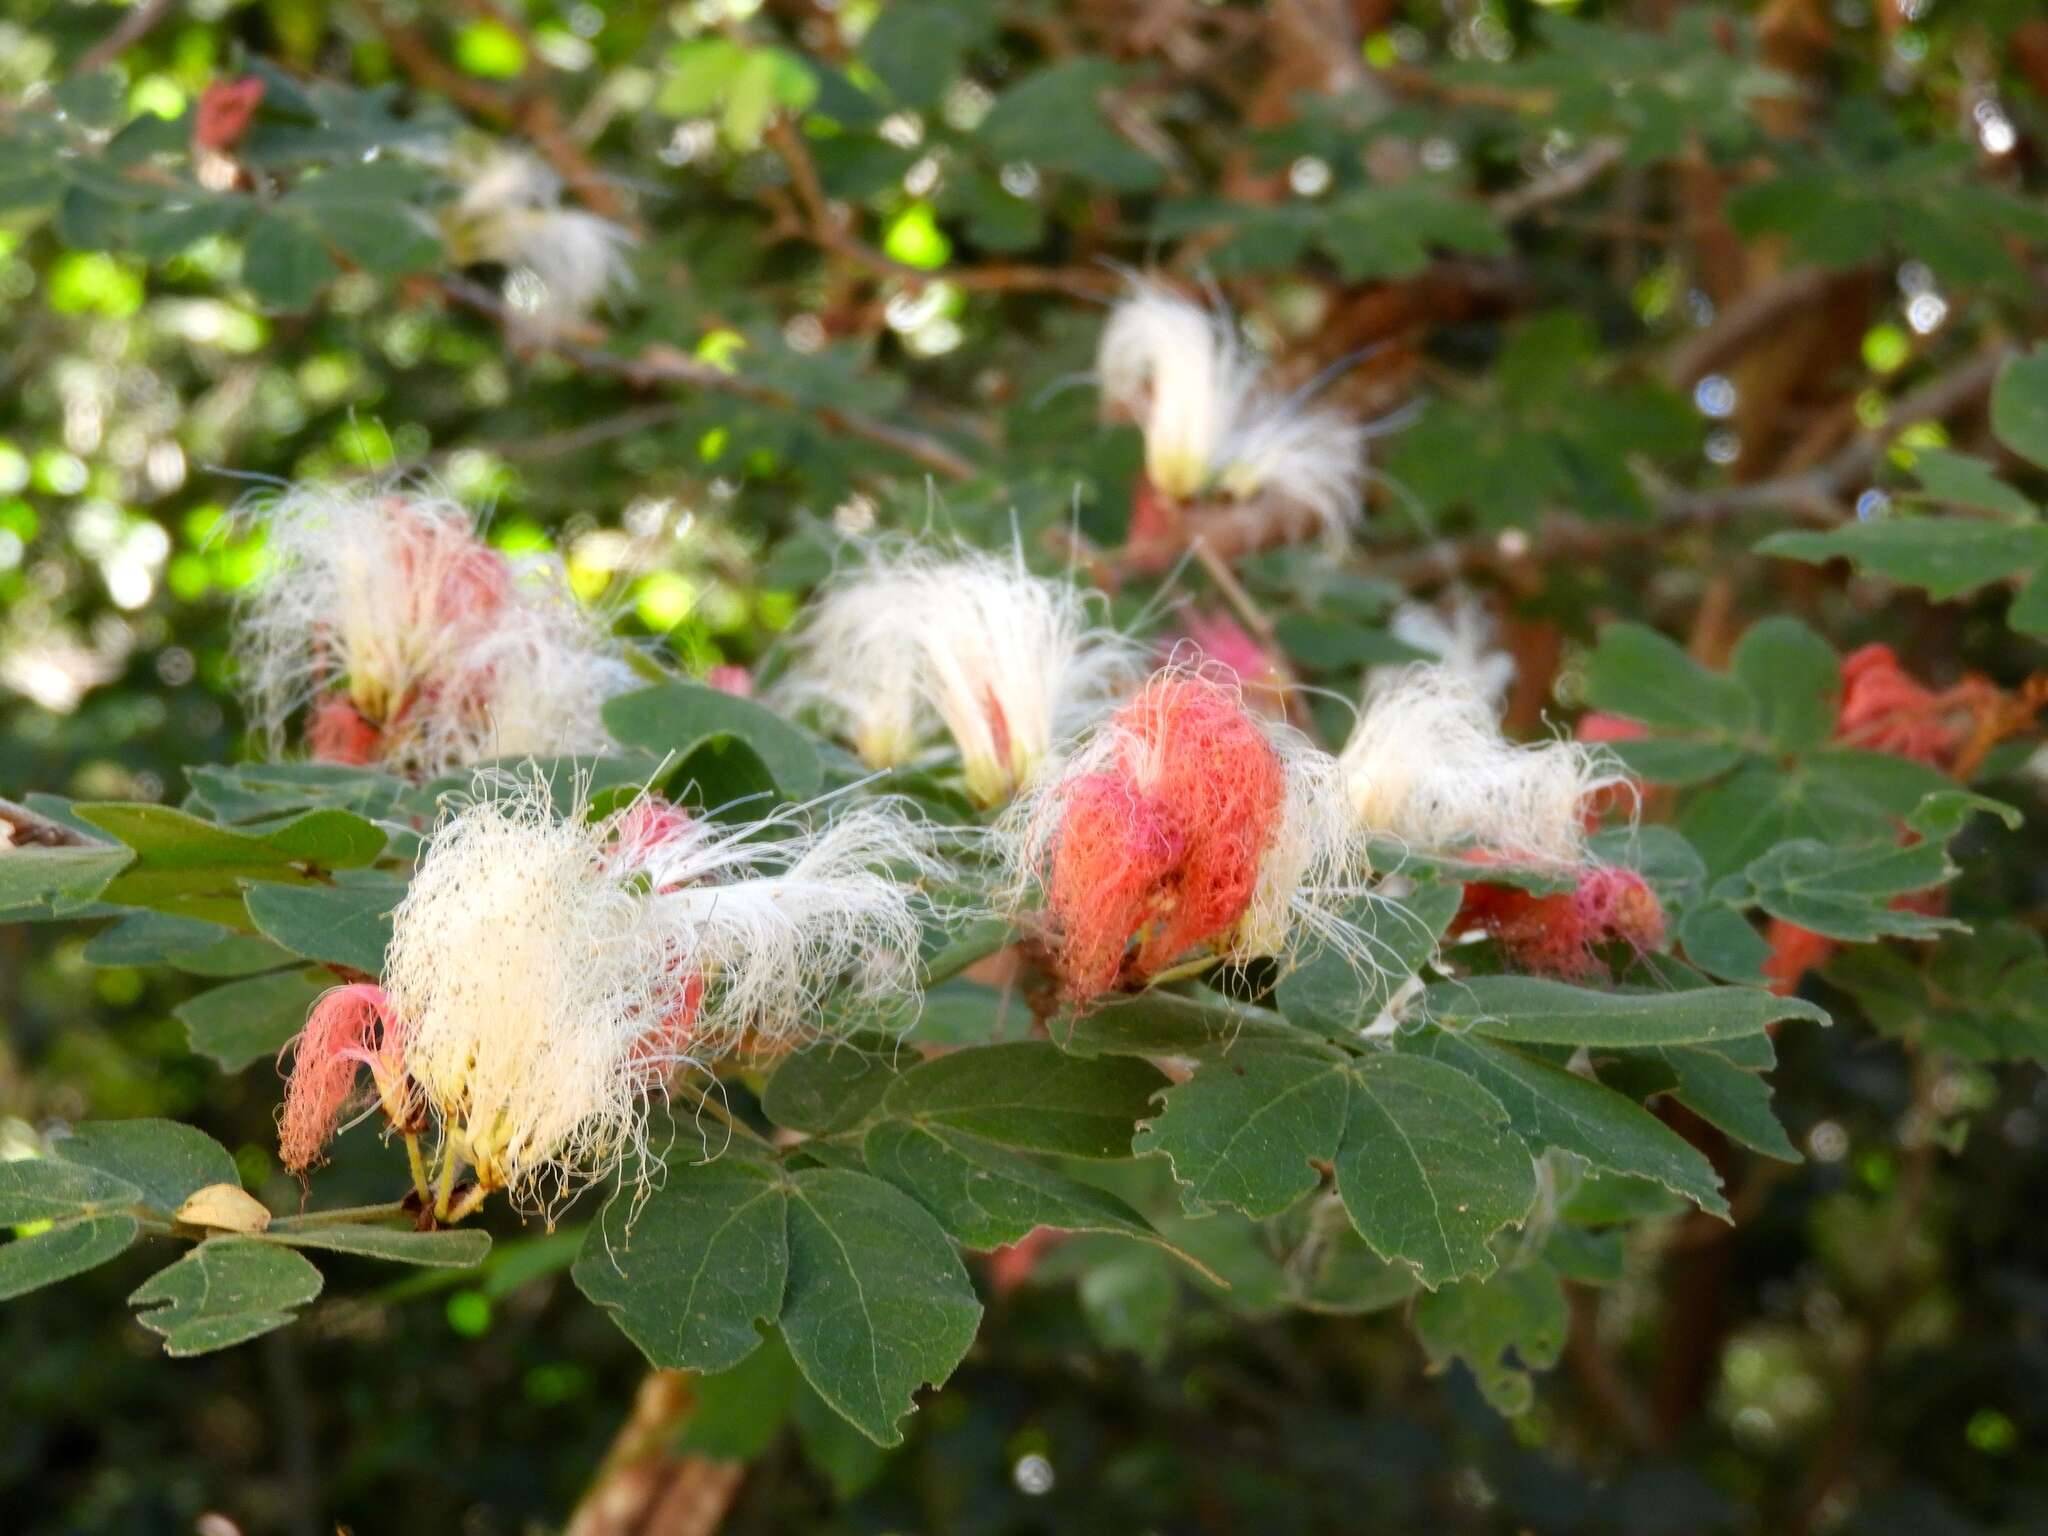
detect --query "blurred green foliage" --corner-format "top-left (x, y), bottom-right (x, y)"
top-left (3, 0), bottom-right (2048, 1533)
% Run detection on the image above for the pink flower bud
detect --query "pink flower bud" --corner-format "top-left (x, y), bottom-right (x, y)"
top-left (279, 984), bottom-right (408, 1174)
top-left (1043, 673), bottom-right (1284, 1000)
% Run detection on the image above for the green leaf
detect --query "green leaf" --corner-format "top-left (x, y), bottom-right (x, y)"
top-left (1991, 345), bottom-right (2048, 471)
top-left (780, 1167), bottom-right (982, 1446)
top-left (1655, 1045), bottom-right (1799, 1160)
top-left (264, 1225), bottom-right (491, 1268)
top-left (1423, 976), bottom-right (1825, 1046)
top-left (79, 803), bottom-right (387, 924)
top-left (1903, 447), bottom-right (2037, 520)
top-left (1584, 622), bottom-right (1753, 739)
top-left (1676, 901), bottom-right (1773, 985)
top-left (1274, 884), bottom-right (1463, 1036)
top-left (1410, 1033), bottom-right (1727, 1217)
top-left (0, 844), bottom-right (132, 913)
top-left (883, 1042), bottom-right (1169, 1158)
top-left (242, 875), bottom-right (402, 974)
top-left (1132, 1044), bottom-right (1350, 1218)
top-left (762, 1043), bottom-right (902, 1135)
top-left (0, 1159), bottom-right (143, 1224)
top-left (573, 1159), bottom-right (788, 1373)
top-left (129, 1238), bottom-right (324, 1356)
top-left (1336, 1055), bottom-right (1535, 1288)
top-left (1413, 1262), bottom-right (1568, 1416)
top-left (602, 683), bottom-right (824, 801)
top-left (1288, 1220), bottom-right (1421, 1315)
top-left (1607, 738), bottom-right (1745, 786)
top-left (1058, 992), bottom-right (1322, 1059)
top-left (83, 911), bottom-right (291, 976)
top-left (1743, 838), bottom-right (1956, 942)
top-left (174, 969), bottom-right (328, 1072)
top-left (54, 1120), bottom-right (240, 1215)
top-left (1731, 617), bottom-right (1839, 755)
top-left (977, 59), bottom-right (1161, 192)
top-left (1757, 518), bottom-right (2048, 602)
top-left (0, 1215), bottom-right (142, 1301)
top-left (863, 1120), bottom-right (1205, 1275)
top-left (242, 212), bottom-right (338, 309)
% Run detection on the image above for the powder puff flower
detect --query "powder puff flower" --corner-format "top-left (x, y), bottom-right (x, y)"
top-left (232, 479), bottom-right (629, 777)
top-left (1381, 590), bottom-right (1517, 710)
top-left (444, 148), bottom-right (636, 322)
top-left (1095, 281), bottom-right (1364, 547)
top-left (1000, 667), bottom-right (1365, 1003)
top-left (1456, 867), bottom-right (1665, 981)
top-left (777, 541), bottom-right (1139, 808)
top-left (278, 777), bottom-right (935, 1211)
top-left (1096, 280), bottom-right (1245, 502)
top-left (1339, 666), bottom-right (1625, 865)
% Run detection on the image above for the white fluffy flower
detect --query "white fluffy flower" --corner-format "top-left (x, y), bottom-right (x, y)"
top-left (1215, 393), bottom-right (1366, 547)
top-left (1095, 281), bottom-right (1364, 541)
top-left (778, 540), bottom-right (1139, 806)
top-left (1383, 590), bottom-right (1517, 709)
top-left (386, 778), bottom-right (934, 1208)
top-left (447, 148), bottom-right (635, 320)
top-left (1096, 280), bottom-right (1245, 500)
top-left (231, 478), bottom-right (630, 777)
top-left (1339, 665), bottom-right (1625, 864)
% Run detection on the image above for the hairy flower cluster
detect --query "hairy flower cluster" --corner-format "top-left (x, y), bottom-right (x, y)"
top-left (1096, 280), bottom-right (1364, 547)
top-left (444, 147), bottom-right (636, 322)
top-left (1339, 666), bottom-right (1626, 864)
top-left (778, 541), bottom-right (1139, 807)
top-left (278, 778), bottom-right (934, 1209)
top-left (234, 480), bottom-right (633, 777)
top-left (1384, 590), bottom-right (1517, 709)
top-left (1456, 868), bottom-right (1666, 981)
top-left (1002, 667), bottom-right (1362, 1002)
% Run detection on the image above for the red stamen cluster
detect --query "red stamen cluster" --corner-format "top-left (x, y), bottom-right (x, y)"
top-left (1044, 672), bottom-right (1284, 1001)
top-left (306, 695), bottom-right (383, 766)
top-left (1458, 867), bottom-right (1666, 981)
top-left (607, 797), bottom-right (706, 1063)
top-left (279, 983), bottom-right (408, 1174)
top-left (1835, 643), bottom-right (1981, 768)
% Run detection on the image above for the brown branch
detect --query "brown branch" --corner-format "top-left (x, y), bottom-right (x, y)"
top-left (0, 798), bottom-right (89, 848)
top-left (74, 0), bottom-right (179, 76)
top-left (1489, 138), bottom-right (1625, 222)
top-left (763, 117), bottom-right (1117, 299)
top-left (1661, 267), bottom-right (1844, 388)
top-left (436, 276), bottom-right (980, 480)
top-left (1377, 340), bottom-right (2017, 588)
top-left (356, 0), bottom-right (632, 223)
top-left (565, 1371), bottom-right (746, 1536)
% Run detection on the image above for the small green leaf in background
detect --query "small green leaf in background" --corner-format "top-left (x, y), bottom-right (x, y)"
top-left (1991, 345), bottom-right (2048, 471)
top-left (1584, 622), bottom-right (1754, 739)
top-left (1274, 883), bottom-right (1463, 1036)
top-left (1731, 617), bottom-right (1839, 755)
top-left (1413, 1261), bottom-right (1568, 1416)
top-left (83, 911), bottom-right (291, 976)
top-left (1758, 518), bottom-right (2048, 604)
top-left (1902, 447), bottom-right (2037, 521)
top-left (242, 212), bottom-right (338, 309)
top-left (129, 1238), bottom-right (324, 1356)
top-left (1742, 838), bottom-right (1956, 942)
top-left (602, 683), bottom-right (824, 802)
top-left (761, 1042), bottom-right (902, 1136)
top-left (780, 1167), bottom-right (982, 1446)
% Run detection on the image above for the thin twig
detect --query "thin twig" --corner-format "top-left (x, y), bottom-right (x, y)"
top-left (436, 276), bottom-right (981, 479)
top-left (1489, 138), bottom-right (1625, 221)
top-left (0, 798), bottom-right (90, 848)
top-left (74, 0), bottom-right (179, 76)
